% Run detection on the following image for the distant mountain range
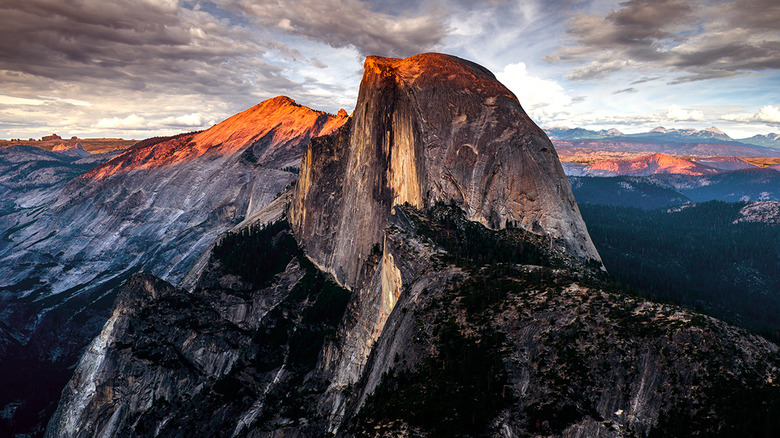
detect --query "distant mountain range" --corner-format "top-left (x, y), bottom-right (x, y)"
top-left (0, 135), bottom-right (135, 154)
top-left (544, 126), bottom-right (624, 140)
top-left (565, 153), bottom-right (780, 209)
top-left (545, 125), bottom-right (780, 151)
top-left (737, 133), bottom-right (780, 148)
top-left (562, 153), bottom-right (762, 177)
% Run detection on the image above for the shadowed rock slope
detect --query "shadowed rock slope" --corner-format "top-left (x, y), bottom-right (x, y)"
top-left (47, 54), bottom-right (778, 438)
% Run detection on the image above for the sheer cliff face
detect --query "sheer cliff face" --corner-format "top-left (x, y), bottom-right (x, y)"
top-left (291, 53), bottom-right (599, 288)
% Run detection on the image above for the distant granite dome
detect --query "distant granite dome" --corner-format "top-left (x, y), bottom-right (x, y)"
top-left (292, 52), bottom-right (600, 288)
top-left (51, 142), bottom-right (91, 158)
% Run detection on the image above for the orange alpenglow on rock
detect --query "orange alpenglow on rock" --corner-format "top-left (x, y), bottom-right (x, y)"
top-left (51, 142), bottom-right (90, 157)
top-left (85, 96), bottom-right (348, 180)
top-left (588, 153), bottom-right (720, 176)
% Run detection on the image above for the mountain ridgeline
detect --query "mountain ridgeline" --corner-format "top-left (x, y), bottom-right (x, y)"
top-left (45, 54), bottom-right (779, 438)
top-left (547, 125), bottom-right (780, 156)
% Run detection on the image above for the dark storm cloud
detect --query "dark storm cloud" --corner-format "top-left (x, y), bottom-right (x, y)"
top-left (563, 0), bottom-right (691, 48)
top-left (725, 0), bottom-right (780, 31)
top-left (546, 0), bottom-right (780, 82)
top-left (0, 0), bottom-right (298, 105)
top-left (224, 0), bottom-right (448, 57)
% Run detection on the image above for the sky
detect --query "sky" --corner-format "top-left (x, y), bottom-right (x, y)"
top-left (0, 0), bottom-right (779, 140)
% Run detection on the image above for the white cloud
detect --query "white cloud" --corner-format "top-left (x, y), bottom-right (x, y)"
top-left (755, 105), bottom-right (780, 123)
top-left (496, 63), bottom-right (572, 120)
top-left (277, 18), bottom-right (294, 31)
top-left (722, 105), bottom-right (780, 124)
top-left (38, 96), bottom-right (92, 107)
top-left (161, 113), bottom-right (207, 127)
top-left (666, 104), bottom-right (704, 121)
top-left (94, 114), bottom-right (146, 129)
top-left (721, 112), bottom-right (752, 122)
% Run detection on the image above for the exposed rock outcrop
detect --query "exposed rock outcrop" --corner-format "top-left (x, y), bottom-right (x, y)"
top-left (291, 53), bottom-right (599, 291)
top-left (734, 200), bottom-right (780, 224)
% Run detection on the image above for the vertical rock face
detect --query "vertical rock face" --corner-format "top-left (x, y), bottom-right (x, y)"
top-left (291, 53), bottom-right (599, 289)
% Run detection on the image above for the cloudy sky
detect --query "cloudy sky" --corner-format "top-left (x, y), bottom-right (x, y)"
top-left (1, 0), bottom-right (779, 140)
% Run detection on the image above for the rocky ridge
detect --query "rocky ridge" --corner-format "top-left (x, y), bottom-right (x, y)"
top-left (87, 96), bottom-right (346, 180)
top-left (562, 154), bottom-right (761, 178)
top-left (690, 156), bottom-right (757, 171)
top-left (581, 153), bottom-right (719, 177)
top-left (0, 137), bottom-right (135, 154)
